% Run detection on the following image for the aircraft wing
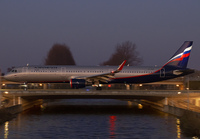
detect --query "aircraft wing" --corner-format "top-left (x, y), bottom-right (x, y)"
top-left (75, 60), bottom-right (126, 83)
top-left (86, 60), bottom-right (126, 83)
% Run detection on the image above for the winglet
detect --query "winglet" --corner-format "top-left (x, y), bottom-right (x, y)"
top-left (117, 60), bottom-right (127, 71)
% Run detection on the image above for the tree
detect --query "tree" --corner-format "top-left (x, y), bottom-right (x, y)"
top-left (101, 41), bottom-right (143, 66)
top-left (7, 67), bottom-right (15, 72)
top-left (45, 43), bottom-right (76, 65)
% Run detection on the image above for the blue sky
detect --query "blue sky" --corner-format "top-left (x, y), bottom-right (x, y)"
top-left (0, 1), bottom-right (199, 73)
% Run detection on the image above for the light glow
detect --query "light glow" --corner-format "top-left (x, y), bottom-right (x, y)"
top-left (4, 91), bottom-right (9, 94)
top-left (138, 104), bottom-right (143, 109)
top-left (4, 121), bottom-right (9, 139)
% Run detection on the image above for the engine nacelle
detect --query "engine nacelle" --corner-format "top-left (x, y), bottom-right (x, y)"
top-left (70, 79), bottom-right (86, 89)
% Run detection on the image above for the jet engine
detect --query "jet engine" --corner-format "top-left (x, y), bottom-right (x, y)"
top-left (70, 79), bottom-right (86, 89)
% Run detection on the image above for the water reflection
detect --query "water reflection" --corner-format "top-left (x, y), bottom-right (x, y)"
top-left (176, 118), bottom-right (181, 139)
top-left (180, 111), bottom-right (200, 138)
top-left (4, 121), bottom-right (9, 139)
top-left (109, 116), bottom-right (116, 138)
top-left (0, 99), bottom-right (193, 138)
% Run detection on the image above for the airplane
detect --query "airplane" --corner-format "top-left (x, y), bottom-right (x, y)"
top-left (4, 41), bottom-right (194, 90)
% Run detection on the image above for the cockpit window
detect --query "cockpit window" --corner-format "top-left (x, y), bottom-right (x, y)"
top-left (11, 70), bottom-right (17, 73)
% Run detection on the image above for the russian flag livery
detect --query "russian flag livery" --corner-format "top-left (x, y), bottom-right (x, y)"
top-left (165, 41), bottom-right (193, 68)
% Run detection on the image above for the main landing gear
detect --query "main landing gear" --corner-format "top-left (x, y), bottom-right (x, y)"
top-left (96, 86), bottom-right (102, 90)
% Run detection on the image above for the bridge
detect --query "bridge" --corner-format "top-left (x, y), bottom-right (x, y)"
top-left (1, 89), bottom-right (183, 100)
top-left (1, 89), bottom-right (200, 117)
top-left (1, 89), bottom-right (198, 100)
top-left (1, 89), bottom-right (200, 106)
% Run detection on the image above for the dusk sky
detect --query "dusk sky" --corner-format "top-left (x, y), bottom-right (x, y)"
top-left (0, 1), bottom-right (200, 73)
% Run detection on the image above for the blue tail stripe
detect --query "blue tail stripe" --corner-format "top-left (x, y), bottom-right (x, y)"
top-left (165, 41), bottom-right (193, 68)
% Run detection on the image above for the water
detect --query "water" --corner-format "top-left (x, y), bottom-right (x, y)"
top-left (0, 99), bottom-right (190, 139)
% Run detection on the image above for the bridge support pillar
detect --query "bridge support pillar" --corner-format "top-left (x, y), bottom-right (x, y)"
top-left (196, 99), bottom-right (200, 107)
top-left (164, 97), bottom-right (168, 105)
top-left (13, 95), bottom-right (16, 105)
top-left (18, 97), bottom-right (21, 105)
top-left (133, 85), bottom-right (138, 90)
top-left (163, 97), bottom-right (169, 113)
top-left (43, 84), bottom-right (48, 89)
top-left (126, 84), bottom-right (130, 90)
top-left (0, 91), bottom-right (2, 107)
top-left (190, 98), bottom-right (200, 107)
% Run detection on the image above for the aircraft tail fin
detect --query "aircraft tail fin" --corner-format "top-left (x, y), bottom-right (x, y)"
top-left (164, 41), bottom-right (193, 68)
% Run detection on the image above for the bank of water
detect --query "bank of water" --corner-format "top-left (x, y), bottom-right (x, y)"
top-left (0, 105), bottom-right (22, 124)
top-left (0, 99), bottom-right (191, 139)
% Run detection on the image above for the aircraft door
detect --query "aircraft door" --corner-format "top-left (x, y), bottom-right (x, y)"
top-left (22, 67), bottom-right (28, 73)
top-left (160, 68), bottom-right (165, 78)
top-left (60, 67), bottom-right (67, 80)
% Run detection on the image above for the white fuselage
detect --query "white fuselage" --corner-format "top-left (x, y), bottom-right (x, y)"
top-left (4, 65), bottom-right (160, 83)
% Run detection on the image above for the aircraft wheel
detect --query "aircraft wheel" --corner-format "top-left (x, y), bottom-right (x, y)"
top-left (96, 87), bottom-right (102, 90)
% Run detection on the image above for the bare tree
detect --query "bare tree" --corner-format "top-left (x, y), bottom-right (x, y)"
top-left (7, 67), bottom-right (15, 72)
top-left (45, 43), bottom-right (76, 65)
top-left (102, 41), bottom-right (143, 66)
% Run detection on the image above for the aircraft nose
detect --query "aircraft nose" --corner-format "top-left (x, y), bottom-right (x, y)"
top-left (4, 74), bottom-right (14, 81)
top-left (4, 74), bottom-right (10, 80)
